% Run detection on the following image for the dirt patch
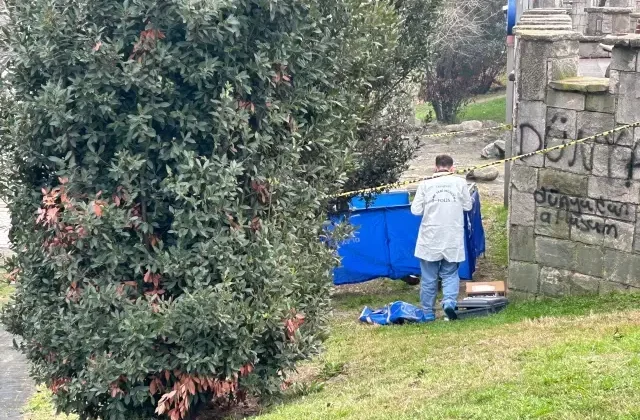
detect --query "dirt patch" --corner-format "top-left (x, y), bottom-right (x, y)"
top-left (402, 124), bottom-right (510, 202)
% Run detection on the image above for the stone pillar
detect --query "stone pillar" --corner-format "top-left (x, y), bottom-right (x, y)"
top-left (531, 0), bottom-right (564, 7)
top-left (585, 7), bottom-right (633, 35)
top-left (510, 32), bottom-right (640, 297)
top-left (568, 0), bottom-right (590, 33)
top-left (520, 13), bottom-right (574, 29)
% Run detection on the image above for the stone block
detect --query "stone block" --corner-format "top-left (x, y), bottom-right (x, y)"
top-left (535, 236), bottom-right (575, 269)
top-left (539, 266), bottom-right (600, 296)
top-left (510, 225), bottom-right (536, 262)
top-left (604, 219), bottom-right (634, 252)
top-left (531, 0), bottom-right (561, 7)
top-left (633, 127), bottom-right (640, 149)
top-left (612, 14), bottom-right (631, 34)
top-left (546, 107), bottom-right (577, 138)
top-left (547, 89), bottom-right (586, 111)
top-left (550, 40), bottom-right (580, 58)
top-left (508, 261), bottom-right (540, 293)
top-left (611, 48), bottom-right (638, 72)
top-left (511, 165), bottom-right (538, 193)
top-left (599, 280), bottom-right (630, 294)
top-left (510, 190), bottom-right (536, 227)
top-left (517, 40), bottom-right (551, 101)
top-left (615, 72), bottom-right (640, 124)
top-left (609, 69), bottom-right (620, 95)
top-left (507, 290), bottom-right (538, 301)
top-left (570, 213), bottom-right (606, 246)
top-left (537, 168), bottom-right (587, 196)
top-left (592, 144), bottom-right (632, 179)
top-left (515, 101), bottom-right (546, 167)
top-left (587, 12), bottom-right (603, 36)
top-left (578, 111), bottom-right (615, 139)
top-left (534, 188), bottom-right (636, 222)
top-left (574, 243), bottom-right (604, 277)
top-left (603, 249), bottom-right (640, 287)
top-left (544, 138), bottom-right (593, 175)
top-left (548, 57), bottom-right (579, 81)
top-left (585, 94), bottom-right (616, 114)
top-left (602, 14), bottom-right (613, 34)
top-left (596, 124), bottom-right (634, 147)
top-left (539, 267), bottom-right (571, 296)
top-left (570, 272), bottom-right (601, 295)
top-left (588, 176), bottom-right (640, 204)
top-left (634, 212), bottom-right (640, 253)
top-left (597, 199), bottom-right (636, 222)
top-left (579, 41), bottom-right (610, 59)
top-left (535, 207), bottom-right (570, 239)
top-left (608, 0), bottom-right (632, 6)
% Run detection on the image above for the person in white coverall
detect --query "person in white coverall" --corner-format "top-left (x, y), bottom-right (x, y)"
top-left (410, 154), bottom-right (473, 321)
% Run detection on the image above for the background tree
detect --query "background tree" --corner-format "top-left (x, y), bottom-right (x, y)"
top-left (335, 0), bottom-right (442, 200)
top-left (422, 0), bottom-right (507, 123)
top-left (0, 0), bottom-right (361, 418)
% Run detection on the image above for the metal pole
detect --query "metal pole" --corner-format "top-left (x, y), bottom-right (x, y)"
top-left (504, 35), bottom-right (515, 208)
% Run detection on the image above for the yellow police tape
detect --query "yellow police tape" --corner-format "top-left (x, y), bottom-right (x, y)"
top-left (422, 123), bottom-right (512, 139)
top-left (333, 121), bottom-right (640, 198)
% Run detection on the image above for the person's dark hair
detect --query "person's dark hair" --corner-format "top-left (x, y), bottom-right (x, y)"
top-left (435, 154), bottom-right (454, 169)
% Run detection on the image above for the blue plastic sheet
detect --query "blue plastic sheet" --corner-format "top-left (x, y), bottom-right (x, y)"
top-left (331, 190), bottom-right (485, 285)
top-left (359, 301), bottom-right (434, 325)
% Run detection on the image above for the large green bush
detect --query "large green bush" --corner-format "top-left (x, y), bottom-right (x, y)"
top-left (0, 0), bottom-right (358, 418)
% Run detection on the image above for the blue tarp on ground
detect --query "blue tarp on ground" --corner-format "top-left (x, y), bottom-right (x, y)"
top-left (359, 301), bottom-right (434, 325)
top-left (331, 190), bottom-right (485, 285)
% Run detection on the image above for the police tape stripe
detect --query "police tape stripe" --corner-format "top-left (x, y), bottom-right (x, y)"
top-left (422, 124), bottom-right (512, 139)
top-left (333, 121), bottom-right (640, 198)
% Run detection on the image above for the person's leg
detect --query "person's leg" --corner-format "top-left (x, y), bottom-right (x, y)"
top-left (439, 260), bottom-right (460, 320)
top-left (419, 259), bottom-right (440, 318)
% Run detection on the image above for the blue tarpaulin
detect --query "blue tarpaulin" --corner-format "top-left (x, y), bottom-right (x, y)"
top-left (331, 189), bottom-right (485, 285)
top-left (359, 301), bottom-right (434, 325)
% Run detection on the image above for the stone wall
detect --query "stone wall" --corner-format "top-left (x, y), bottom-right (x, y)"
top-left (509, 30), bottom-right (640, 296)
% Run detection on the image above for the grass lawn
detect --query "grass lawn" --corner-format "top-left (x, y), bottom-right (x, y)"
top-left (22, 199), bottom-right (640, 420)
top-left (257, 292), bottom-right (640, 420)
top-left (0, 280), bottom-right (13, 307)
top-left (457, 95), bottom-right (506, 123)
top-left (416, 93), bottom-right (507, 124)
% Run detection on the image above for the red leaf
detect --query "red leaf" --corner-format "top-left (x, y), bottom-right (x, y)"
top-left (92, 41), bottom-right (102, 52)
top-left (92, 202), bottom-right (103, 217)
top-left (150, 380), bottom-right (157, 395)
top-left (187, 378), bottom-right (196, 395)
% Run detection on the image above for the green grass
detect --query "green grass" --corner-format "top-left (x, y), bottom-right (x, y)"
top-left (0, 281), bottom-right (13, 306)
top-left (482, 201), bottom-right (508, 269)
top-left (415, 94), bottom-right (507, 124)
top-left (414, 102), bottom-right (433, 123)
top-left (23, 385), bottom-right (77, 420)
top-left (0, 270), bottom-right (13, 308)
top-left (255, 293), bottom-right (640, 420)
top-left (457, 95), bottom-right (507, 123)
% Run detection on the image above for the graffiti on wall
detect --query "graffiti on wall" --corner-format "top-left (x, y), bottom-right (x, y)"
top-left (517, 117), bottom-right (638, 186)
top-left (533, 187), bottom-right (625, 239)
